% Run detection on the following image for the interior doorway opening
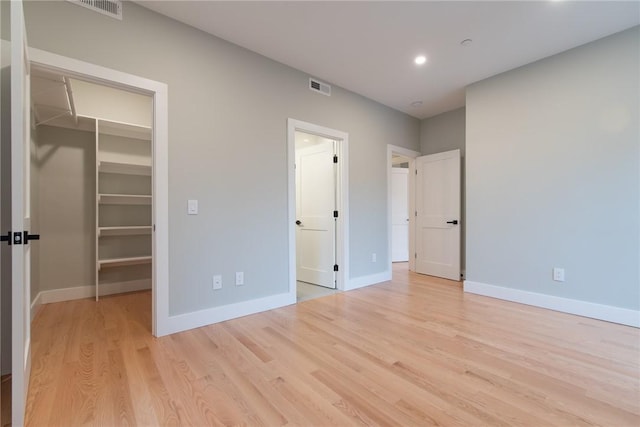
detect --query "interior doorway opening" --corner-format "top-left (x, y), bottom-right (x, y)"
top-left (387, 145), bottom-right (420, 278)
top-left (29, 62), bottom-right (155, 308)
top-left (294, 131), bottom-right (338, 301)
top-left (287, 119), bottom-right (349, 303)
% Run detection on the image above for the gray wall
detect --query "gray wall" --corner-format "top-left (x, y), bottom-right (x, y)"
top-left (35, 126), bottom-right (95, 294)
top-left (420, 107), bottom-right (465, 156)
top-left (23, 1), bottom-right (420, 316)
top-left (420, 107), bottom-right (466, 274)
top-left (466, 27), bottom-right (639, 310)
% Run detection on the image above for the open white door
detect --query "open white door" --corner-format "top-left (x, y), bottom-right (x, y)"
top-left (9, 1), bottom-right (32, 425)
top-left (391, 168), bottom-right (409, 262)
top-left (415, 150), bottom-right (460, 280)
top-left (295, 140), bottom-right (336, 288)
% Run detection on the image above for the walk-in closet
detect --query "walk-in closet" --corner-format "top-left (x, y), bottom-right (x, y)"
top-left (30, 66), bottom-right (153, 307)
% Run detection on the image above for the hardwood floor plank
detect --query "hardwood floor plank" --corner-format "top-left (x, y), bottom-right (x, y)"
top-left (25, 265), bottom-right (640, 426)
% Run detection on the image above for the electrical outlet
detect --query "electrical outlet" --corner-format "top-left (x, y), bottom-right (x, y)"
top-left (235, 272), bottom-right (244, 286)
top-left (552, 268), bottom-right (565, 282)
top-left (372, 253), bottom-right (377, 262)
top-left (213, 275), bottom-right (222, 290)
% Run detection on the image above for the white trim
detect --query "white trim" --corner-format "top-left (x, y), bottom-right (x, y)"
top-left (162, 293), bottom-right (296, 336)
top-left (287, 119), bottom-right (350, 298)
top-left (464, 280), bottom-right (640, 328)
top-left (346, 270), bottom-right (392, 291)
top-left (30, 293), bottom-right (42, 323)
top-left (27, 47), bottom-right (170, 337)
top-left (32, 280), bottom-right (151, 307)
top-left (387, 144), bottom-right (420, 274)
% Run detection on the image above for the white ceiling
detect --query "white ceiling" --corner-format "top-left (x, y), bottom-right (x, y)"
top-left (136, 1), bottom-right (640, 120)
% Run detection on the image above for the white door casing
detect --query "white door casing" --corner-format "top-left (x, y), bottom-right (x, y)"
top-left (415, 150), bottom-right (461, 281)
top-left (11, 1), bottom-right (31, 425)
top-left (391, 168), bottom-right (409, 262)
top-left (295, 140), bottom-right (336, 288)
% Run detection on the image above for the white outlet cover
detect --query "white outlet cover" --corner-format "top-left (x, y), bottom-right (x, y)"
top-left (213, 275), bottom-right (222, 290)
top-left (235, 272), bottom-right (244, 286)
top-left (553, 268), bottom-right (565, 282)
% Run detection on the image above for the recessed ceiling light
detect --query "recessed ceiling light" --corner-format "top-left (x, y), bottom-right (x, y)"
top-left (414, 55), bottom-right (427, 65)
top-left (460, 39), bottom-right (473, 47)
top-left (410, 101), bottom-right (423, 107)
top-left (303, 139), bottom-right (309, 142)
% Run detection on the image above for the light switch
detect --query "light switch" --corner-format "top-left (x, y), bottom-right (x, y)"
top-left (188, 199), bottom-right (198, 215)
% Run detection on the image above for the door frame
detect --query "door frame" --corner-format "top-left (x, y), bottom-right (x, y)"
top-left (287, 119), bottom-right (349, 295)
top-left (25, 48), bottom-right (170, 337)
top-left (387, 144), bottom-right (420, 273)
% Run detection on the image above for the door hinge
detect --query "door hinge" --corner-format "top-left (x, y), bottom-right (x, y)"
top-left (334, 264), bottom-right (339, 272)
top-left (415, 169), bottom-right (417, 175)
top-left (415, 252), bottom-right (417, 259)
top-left (415, 211), bottom-right (417, 217)
top-left (333, 210), bottom-right (339, 218)
top-left (333, 155), bottom-right (338, 164)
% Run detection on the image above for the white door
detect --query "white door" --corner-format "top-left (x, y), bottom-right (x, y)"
top-left (415, 150), bottom-right (460, 280)
top-left (391, 168), bottom-right (409, 262)
top-left (295, 140), bottom-right (336, 288)
top-left (10, 1), bottom-right (32, 425)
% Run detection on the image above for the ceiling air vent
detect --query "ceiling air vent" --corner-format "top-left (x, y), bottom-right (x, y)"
top-left (67, 0), bottom-right (123, 20)
top-left (309, 78), bottom-right (331, 96)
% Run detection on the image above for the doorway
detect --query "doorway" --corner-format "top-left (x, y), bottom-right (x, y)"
top-left (391, 159), bottom-right (409, 263)
top-left (287, 119), bottom-right (349, 302)
top-left (387, 145), bottom-right (420, 276)
top-left (26, 47), bottom-right (169, 336)
top-left (295, 132), bottom-right (337, 294)
top-left (29, 64), bottom-right (154, 305)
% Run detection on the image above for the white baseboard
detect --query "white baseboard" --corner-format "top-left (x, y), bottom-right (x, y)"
top-left (464, 280), bottom-right (640, 328)
top-left (160, 292), bottom-right (296, 336)
top-left (33, 279), bottom-right (151, 307)
top-left (346, 270), bottom-right (392, 291)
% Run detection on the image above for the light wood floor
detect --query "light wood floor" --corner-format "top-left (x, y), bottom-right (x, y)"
top-left (26, 264), bottom-right (640, 426)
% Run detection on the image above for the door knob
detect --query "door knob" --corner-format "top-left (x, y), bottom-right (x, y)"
top-left (296, 220), bottom-right (302, 225)
top-left (446, 220), bottom-right (458, 225)
top-left (0, 231), bottom-right (11, 246)
top-left (23, 231), bottom-right (40, 244)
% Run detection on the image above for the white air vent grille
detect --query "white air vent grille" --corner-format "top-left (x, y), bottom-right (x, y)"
top-left (309, 78), bottom-right (331, 96)
top-left (67, 0), bottom-right (123, 20)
